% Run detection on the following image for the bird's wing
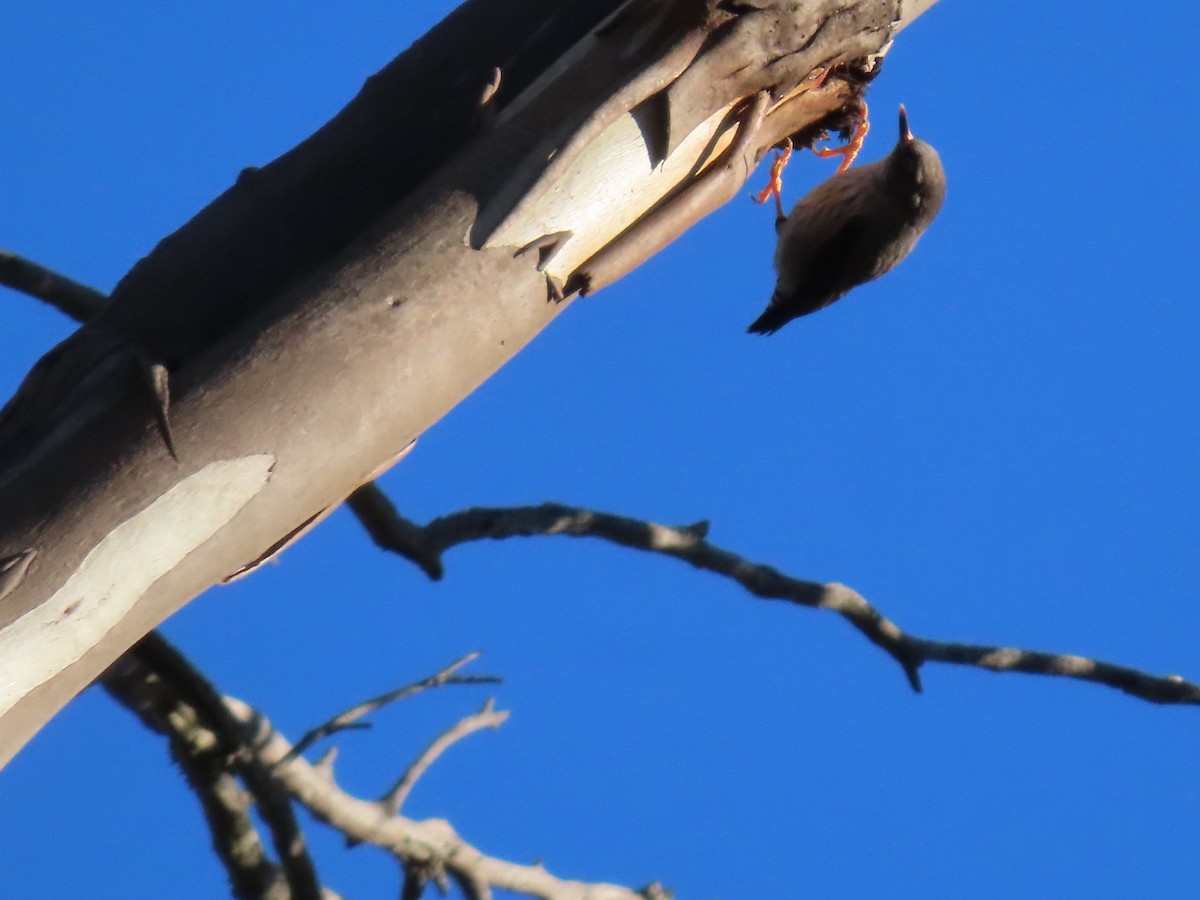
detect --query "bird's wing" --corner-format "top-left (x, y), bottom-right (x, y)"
top-left (786, 213), bottom-right (871, 317)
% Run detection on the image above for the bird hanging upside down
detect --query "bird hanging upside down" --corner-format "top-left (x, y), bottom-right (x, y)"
top-left (748, 104), bottom-right (946, 335)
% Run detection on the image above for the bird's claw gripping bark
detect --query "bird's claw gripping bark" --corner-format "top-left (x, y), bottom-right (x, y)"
top-left (752, 137), bottom-right (793, 221)
top-left (749, 64), bottom-right (837, 218)
top-left (812, 99), bottom-right (870, 175)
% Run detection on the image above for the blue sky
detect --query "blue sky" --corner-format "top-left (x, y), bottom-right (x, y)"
top-left (2, 2), bottom-right (1198, 898)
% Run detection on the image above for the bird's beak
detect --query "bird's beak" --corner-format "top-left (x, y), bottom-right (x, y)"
top-left (898, 104), bottom-right (914, 143)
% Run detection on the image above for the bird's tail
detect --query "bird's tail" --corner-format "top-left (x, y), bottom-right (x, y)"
top-left (746, 293), bottom-right (790, 335)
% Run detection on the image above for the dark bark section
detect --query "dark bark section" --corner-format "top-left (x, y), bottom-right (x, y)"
top-left (100, 0), bottom-right (627, 363)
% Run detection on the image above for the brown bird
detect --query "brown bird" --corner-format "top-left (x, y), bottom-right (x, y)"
top-left (748, 105), bottom-right (945, 335)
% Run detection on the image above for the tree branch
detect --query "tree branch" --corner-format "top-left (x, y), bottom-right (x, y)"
top-left (0, 249), bottom-right (107, 322)
top-left (226, 696), bottom-right (655, 900)
top-left (381, 699), bottom-right (509, 817)
top-left (354, 501), bottom-right (1200, 707)
top-left (281, 652), bottom-right (500, 766)
top-left (346, 484), bottom-right (445, 580)
top-left (106, 636), bottom-right (642, 898)
top-left (102, 661), bottom-right (287, 899)
top-left (102, 633), bottom-right (330, 900)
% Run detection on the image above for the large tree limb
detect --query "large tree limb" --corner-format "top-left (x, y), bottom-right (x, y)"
top-left (0, 0), bottom-right (937, 767)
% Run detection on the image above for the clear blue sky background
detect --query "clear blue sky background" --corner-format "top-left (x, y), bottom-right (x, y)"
top-left (2, 3), bottom-right (1198, 898)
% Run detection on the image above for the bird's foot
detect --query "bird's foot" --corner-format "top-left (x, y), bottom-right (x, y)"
top-left (812, 99), bottom-right (870, 175)
top-left (752, 137), bottom-right (792, 221)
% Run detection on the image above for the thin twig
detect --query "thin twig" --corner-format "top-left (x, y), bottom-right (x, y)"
top-left (381, 699), bottom-right (510, 816)
top-left (280, 652), bottom-right (501, 766)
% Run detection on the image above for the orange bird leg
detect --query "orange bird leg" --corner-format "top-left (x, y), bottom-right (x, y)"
top-left (812, 100), bottom-right (870, 174)
top-left (752, 137), bottom-right (793, 219)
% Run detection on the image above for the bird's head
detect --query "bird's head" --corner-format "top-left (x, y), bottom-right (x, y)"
top-left (886, 105), bottom-right (945, 212)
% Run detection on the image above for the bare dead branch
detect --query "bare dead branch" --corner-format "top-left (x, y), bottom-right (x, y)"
top-left (104, 633), bottom-right (330, 900)
top-left (225, 696), bottom-right (654, 900)
top-left (281, 652), bottom-right (501, 766)
top-left (105, 638), bottom-right (608, 898)
top-left (346, 484), bottom-right (444, 580)
top-left (382, 699), bottom-right (510, 816)
top-left (0, 249), bottom-right (107, 322)
top-left (103, 653), bottom-right (287, 900)
top-left (350, 501), bottom-right (1199, 707)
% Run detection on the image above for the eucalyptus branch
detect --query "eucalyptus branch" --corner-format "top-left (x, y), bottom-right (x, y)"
top-left (357, 501), bottom-right (1200, 706)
